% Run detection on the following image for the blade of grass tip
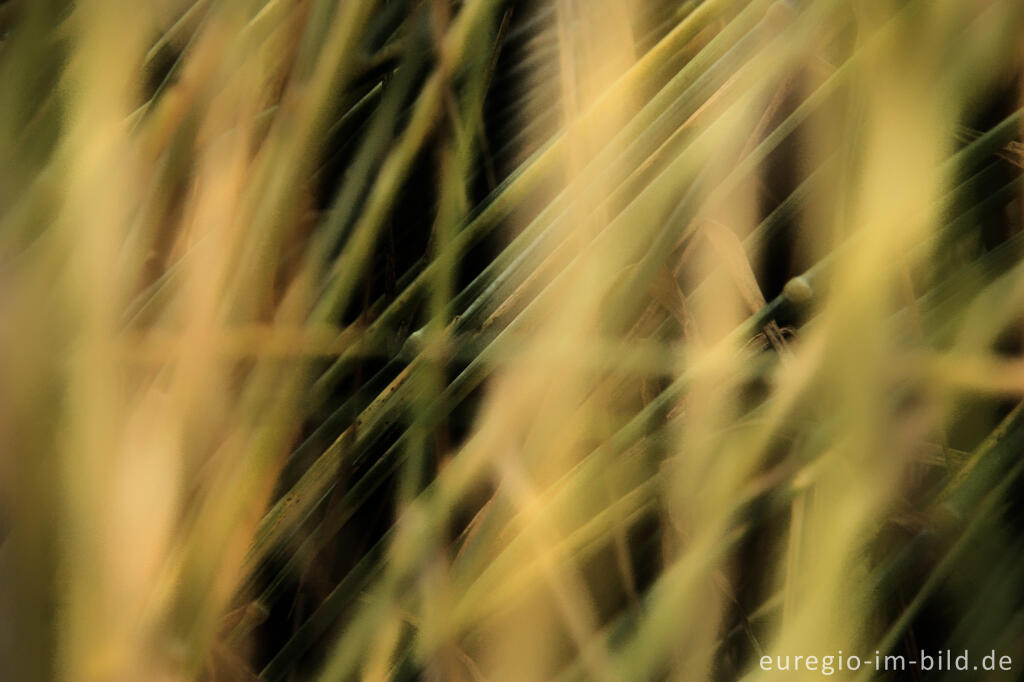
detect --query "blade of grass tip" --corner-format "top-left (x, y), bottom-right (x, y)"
top-left (291, 0), bottom-right (356, 80)
top-left (297, 55), bottom-right (402, 163)
top-left (134, 0), bottom-right (305, 135)
top-left (364, 0), bottom-right (415, 53)
top-left (350, 32), bottom-right (404, 85)
top-left (143, 0), bottom-right (210, 68)
top-left (310, 81), bottom-right (384, 182)
top-left (306, 14), bottom-right (432, 265)
top-left (129, 0), bottom-right (215, 130)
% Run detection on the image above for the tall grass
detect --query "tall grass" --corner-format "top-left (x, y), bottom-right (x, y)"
top-left (1, 0), bottom-right (1023, 680)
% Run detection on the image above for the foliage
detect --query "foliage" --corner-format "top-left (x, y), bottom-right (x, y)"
top-left (1, 0), bottom-right (1023, 680)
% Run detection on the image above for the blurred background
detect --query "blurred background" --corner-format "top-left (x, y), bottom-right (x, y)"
top-left (1, 0), bottom-right (1024, 680)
